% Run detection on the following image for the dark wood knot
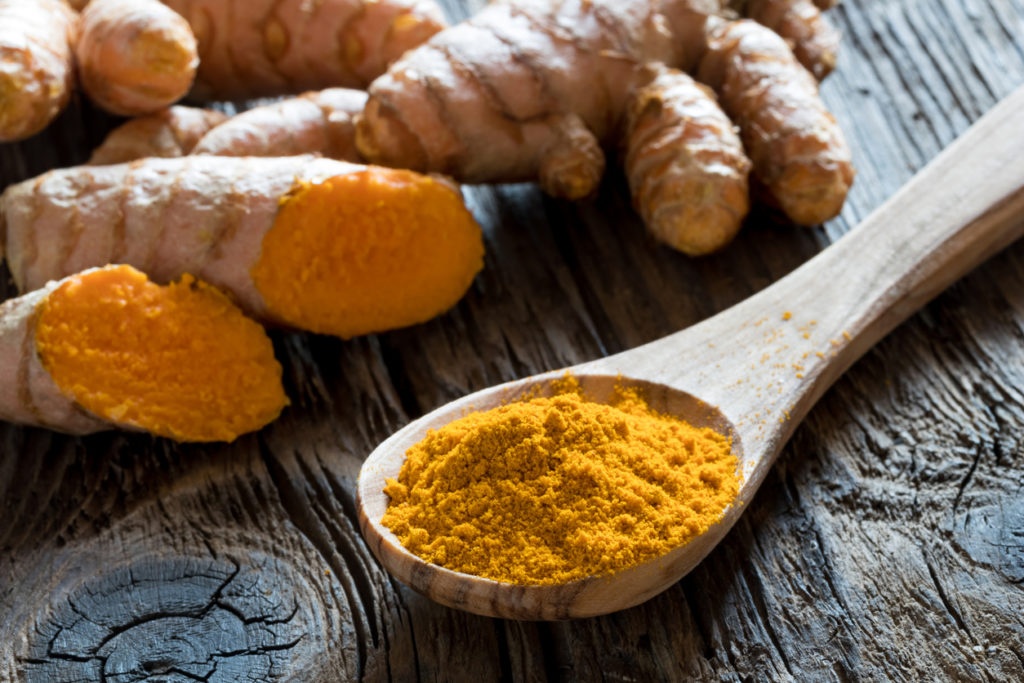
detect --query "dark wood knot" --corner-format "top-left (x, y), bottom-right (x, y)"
top-left (20, 554), bottom-right (311, 682)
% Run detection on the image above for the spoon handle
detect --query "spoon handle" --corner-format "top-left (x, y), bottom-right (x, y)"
top-left (592, 84), bottom-right (1024, 461)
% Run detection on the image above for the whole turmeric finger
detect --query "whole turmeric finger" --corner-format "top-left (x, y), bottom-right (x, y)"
top-left (0, 265), bottom-right (286, 441)
top-left (697, 18), bottom-right (854, 225)
top-left (88, 106), bottom-right (228, 165)
top-left (743, 0), bottom-right (840, 80)
top-left (624, 65), bottom-right (751, 255)
top-left (165, 0), bottom-right (447, 99)
top-left (0, 156), bottom-right (484, 339)
top-left (191, 88), bottom-right (368, 160)
top-left (77, 0), bottom-right (199, 116)
top-left (0, 0), bottom-right (78, 142)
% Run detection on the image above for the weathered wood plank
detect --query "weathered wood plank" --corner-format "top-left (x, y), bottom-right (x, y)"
top-left (1, 0), bottom-right (1023, 680)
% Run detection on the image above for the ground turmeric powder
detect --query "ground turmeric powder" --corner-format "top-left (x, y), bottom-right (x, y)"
top-left (381, 379), bottom-right (739, 586)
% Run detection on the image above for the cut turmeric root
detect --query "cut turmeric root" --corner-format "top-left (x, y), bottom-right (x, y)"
top-left (0, 265), bottom-right (286, 441)
top-left (0, 156), bottom-right (484, 339)
top-left (252, 167), bottom-right (483, 337)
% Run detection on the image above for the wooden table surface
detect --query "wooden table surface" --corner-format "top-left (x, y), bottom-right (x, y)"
top-left (3, 0), bottom-right (1024, 680)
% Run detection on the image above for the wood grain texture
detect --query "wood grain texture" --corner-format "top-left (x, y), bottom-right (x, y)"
top-left (2, 0), bottom-right (1024, 680)
top-left (359, 83), bottom-right (1024, 620)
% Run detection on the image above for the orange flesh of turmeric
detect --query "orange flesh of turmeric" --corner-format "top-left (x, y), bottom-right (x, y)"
top-left (35, 265), bottom-right (287, 442)
top-left (251, 167), bottom-right (484, 339)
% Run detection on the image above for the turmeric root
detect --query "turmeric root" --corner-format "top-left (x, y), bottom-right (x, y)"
top-left (624, 65), bottom-right (751, 256)
top-left (76, 0), bottom-right (198, 116)
top-left (163, 0), bottom-right (447, 99)
top-left (741, 0), bottom-right (840, 80)
top-left (0, 0), bottom-right (78, 142)
top-left (697, 18), bottom-right (854, 225)
top-left (357, 0), bottom-right (676, 196)
top-left (192, 89), bottom-right (367, 160)
top-left (0, 264), bottom-right (286, 441)
top-left (88, 89), bottom-right (366, 164)
top-left (88, 106), bottom-right (227, 164)
top-left (0, 156), bottom-right (484, 339)
top-left (358, 0), bottom-right (852, 254)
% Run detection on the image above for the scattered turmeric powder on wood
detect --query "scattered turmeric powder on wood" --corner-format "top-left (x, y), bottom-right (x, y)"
top-left (382, 378), bottom-right (739, 585)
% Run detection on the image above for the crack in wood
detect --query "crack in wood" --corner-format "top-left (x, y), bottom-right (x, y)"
top-left (375, 335), bottom-right (422, 422)
top-left (255, 436), bottom-right (370, 677)
top-left (76, 561), bottom-right (240, 656)
top-left (952, 444), bottom-right (984, 512)
top-left (923, 551), bottom-right (973, 641)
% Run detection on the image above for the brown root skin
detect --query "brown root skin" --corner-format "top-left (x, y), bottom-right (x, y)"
top-left (352, 0), bottom-right (449, 86)
top-left (359, 0), bottom-right (854, 248)
top-left (166, 0), bottom-right (446, 100)
top-left (538, 115), bottom-right (605, 200)
top-left (624, 66), bottom-right (751, 256)
top-left (0, 0), bottom-right (77, 142)
top-left (0, 156), bottom-right (484, 340)
top-left (698, 18), bottom-right (854, 226)
top-left (355, 95), bottom-right (431, 172)
top-left (88, 106), bottom-right (227, 165)
top-left (744, 0), bottom-right (840, 80)
top-left (77, 0), bottom-right (198, 116)
top-left (192, 88), bottom-right (367, 160)
top-left (357, 1), bottom-right (681, 185)
top-left (0, 282), bottom-right (106, 435)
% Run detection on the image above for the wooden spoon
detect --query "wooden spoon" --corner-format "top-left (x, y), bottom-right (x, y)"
top-left (357, 85), bottom-right (1024, 620)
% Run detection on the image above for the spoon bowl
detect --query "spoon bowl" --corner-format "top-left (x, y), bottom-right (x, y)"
top-left (357, 373), bottom-right (744, 619)
top-left (358, 85), bottom-right (1024, 620)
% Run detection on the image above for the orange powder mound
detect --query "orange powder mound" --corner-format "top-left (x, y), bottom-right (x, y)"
top-left (251, 167), bottom-right (484, 338)
top-left (35, 265), bottom-right (288, 442)
top-left (382, 379), bottom-right (739, 585)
